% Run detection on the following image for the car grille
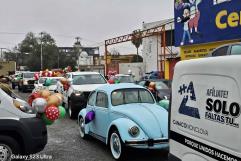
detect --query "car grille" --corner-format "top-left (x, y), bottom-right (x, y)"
top-left (27, 80), bottom-right (35, 84)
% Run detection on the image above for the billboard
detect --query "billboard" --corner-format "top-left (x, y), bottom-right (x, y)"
top-left (180, 40), bottom-right (239, 60)
top-left (174, 0), bottom-right (241, 47)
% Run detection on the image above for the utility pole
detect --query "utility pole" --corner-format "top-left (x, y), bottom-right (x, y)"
top-left (74, 37), bottom-right (82, 70)
top-left (40, 32), bottom-right (44, 70)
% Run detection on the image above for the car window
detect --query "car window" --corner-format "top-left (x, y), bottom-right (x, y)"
top-left (88, 91), bottom-right (96, 106)
top-left (96, 92), bottom-right (108, 108)
top-left (66, 74), bottom-right (71, 79)
top-left (139, 90), bottom-right (155, 103)
top-left (38, 78), bottom-right (46, 84)
top-left (212, 46), bottom-right (228, 56)
top-left (118, 76), bottom-right (134, 83)
top-left (138, 81), bottom-right (145, 86)
top-left (155, 81), bottom-right (169, 90)
top-left (230, 45), bottom-right (241, 55)
top-left (23, 73), bottom-right (34, 78)
top-left (73, 74), bottom-right (107, 85)
top-left (111, 88), bottom-right (155, 106)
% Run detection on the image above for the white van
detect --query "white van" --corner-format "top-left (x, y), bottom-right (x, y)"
top-left (0, 86), bottom-right (47, 160)
top-left (169, 56), bottom-right (241, 161)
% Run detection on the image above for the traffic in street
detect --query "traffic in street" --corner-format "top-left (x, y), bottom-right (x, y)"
top-left (14, 90), bottom-right (168, 161)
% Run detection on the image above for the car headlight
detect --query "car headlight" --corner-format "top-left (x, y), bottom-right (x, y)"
top-left (74, 90), bottom-right (82, 96)
top-left (23, 80), bottom-right (28, 85)
top-left (128, 126), bottom-right (140, 137)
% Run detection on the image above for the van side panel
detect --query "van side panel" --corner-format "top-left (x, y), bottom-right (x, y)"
top-left (170, 74), bottom-right (241, 161)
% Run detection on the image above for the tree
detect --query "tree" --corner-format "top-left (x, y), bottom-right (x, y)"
top-left (131, 29), bottom-right (142, 62)
top-left (17, 32), bottom-right (59, 71)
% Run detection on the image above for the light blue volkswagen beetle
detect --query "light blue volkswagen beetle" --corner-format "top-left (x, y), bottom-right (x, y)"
top-left (78, 83), bottom-right (168, 160)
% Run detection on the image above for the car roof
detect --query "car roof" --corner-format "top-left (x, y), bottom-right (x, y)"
top-left (96, 83), bottom-right (145, 94)
top-left (39, 77), bottom-right (64, 79)
top-left (68, 72), bottom-right (101, 75)
top-left (115, 74), bottom-right (130, 77)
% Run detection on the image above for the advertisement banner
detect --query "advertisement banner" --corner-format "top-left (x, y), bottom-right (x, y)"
top-left (174, 0), bottom-right (241, 47)
top-left (180, 40), bottom-right (239, 60)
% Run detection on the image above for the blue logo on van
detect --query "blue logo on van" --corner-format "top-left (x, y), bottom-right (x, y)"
top-left (178, 81), bottom-right (200, 119)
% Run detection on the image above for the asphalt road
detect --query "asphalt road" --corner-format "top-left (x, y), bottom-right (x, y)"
top-left (14, 89), bottom-right (168, 161)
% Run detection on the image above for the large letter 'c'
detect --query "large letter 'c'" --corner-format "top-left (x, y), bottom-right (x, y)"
top-left (216, 10), bottom-right (228, 29)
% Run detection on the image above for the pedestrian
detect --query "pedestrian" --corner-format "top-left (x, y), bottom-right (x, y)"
top-left (148, 82), bottom-right (161, 101)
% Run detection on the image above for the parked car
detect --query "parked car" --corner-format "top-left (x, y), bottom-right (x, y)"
top-left (33, 77), bottom-right (64, 93)
top-left (60, 72), bottom-right (107, 119)
top-left (18, 72), bottom-right (35, 92)
top-left (78, 83), bottom-right (169, 160)
top-left (10, 73), bottom-right (22, 89)
top-left (208, 42), bottom-right (241, 57)
top-left (0, 86), bottom-right (47, 160)
top-left (108, 74), bottom-right (135, 83)
top-left (138, 79), bottom-right (171, 101)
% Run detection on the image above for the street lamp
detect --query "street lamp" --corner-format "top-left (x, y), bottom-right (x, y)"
top-left (40, 32), bottom-right (44, 70)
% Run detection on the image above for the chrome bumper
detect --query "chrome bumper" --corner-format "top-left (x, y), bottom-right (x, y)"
top-left (125, 138), bottom-right (168, 146)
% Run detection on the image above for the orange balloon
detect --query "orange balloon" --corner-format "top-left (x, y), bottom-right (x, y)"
top-left (47, 95), bottom-right (60, 106)
top-left (41, 90), bottom-right (51, 99)
top-left (53, 93), bottom-right (63, 103)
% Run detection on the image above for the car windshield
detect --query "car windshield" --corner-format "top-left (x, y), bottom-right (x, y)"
top-left (23, 73), bottom-right (34, 78)
top-left (154, 81), bottom-right (169, 90)
top-left (38, 78), bottom-right (46, 84)
top-left (117, 76), bottom-right (134, 83)
top-left (111, 88), bottom-right (155, 106)
top-left (50, 79), bottom-right (59, 85)
top-left (72, 74), bottom-right (106, 85)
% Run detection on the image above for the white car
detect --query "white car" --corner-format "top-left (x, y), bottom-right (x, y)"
top-left (58, 72), bottom-right (108, 119)
top-left (33, 77), bottom-right (64, 93)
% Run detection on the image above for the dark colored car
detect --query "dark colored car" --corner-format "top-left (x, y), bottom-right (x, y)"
top-left (18, 72), bottom-right (35, 92)
top-left (208, 42), bottom-right (241, 57)
top-left (138, 79), bottom-right (171, 101)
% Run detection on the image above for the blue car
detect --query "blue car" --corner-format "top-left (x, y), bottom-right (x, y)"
top-left (78, 83), bottom-right (168, 160)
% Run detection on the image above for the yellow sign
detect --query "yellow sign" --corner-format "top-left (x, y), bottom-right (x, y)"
top-left (180, 40), bottom-right (239, 60)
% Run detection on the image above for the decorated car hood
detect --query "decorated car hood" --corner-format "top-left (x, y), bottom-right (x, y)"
top-left (72, 84), bottom-right (106, 92)
top-left (111, 103), bottom-right (168, 138)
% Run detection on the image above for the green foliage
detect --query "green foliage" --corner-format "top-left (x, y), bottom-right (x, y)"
top-left (17, 32), bottom-right (59, 71)
top-left (131, 29), bottom-right (143, 55)
top-left (131, 55), bottom-right (143, 62)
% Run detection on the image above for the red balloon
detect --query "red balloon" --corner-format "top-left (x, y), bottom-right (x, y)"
top-left (108, 79), bottom-right (115, 84)
top-left (45, 105), bottom-right (60, 121)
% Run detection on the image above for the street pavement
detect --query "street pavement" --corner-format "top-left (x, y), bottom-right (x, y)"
top-left (15, 89), bottom-right (168, 161)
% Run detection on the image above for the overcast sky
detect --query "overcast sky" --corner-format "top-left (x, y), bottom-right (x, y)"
top-left (0, 0), bottom-right (173, 53)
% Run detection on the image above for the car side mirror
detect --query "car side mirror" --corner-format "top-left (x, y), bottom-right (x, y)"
top-left (85, 111), bottom-right (95, 124)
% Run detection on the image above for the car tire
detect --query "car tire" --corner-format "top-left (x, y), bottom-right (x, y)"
top-left (22, 86), bottom-right (26, 93)
top-left (12, 83), bottom-right (15, 89)
top-left (109, 130), bottom-right (126, 160)
top-left (18, 85), bottom-right (21, 92)
top-left (78, 117), bottom-right (88, 139)
top-left (0, 135), bottom-right (20, 161)
top-left (68, 100), bottom-right (77, 119)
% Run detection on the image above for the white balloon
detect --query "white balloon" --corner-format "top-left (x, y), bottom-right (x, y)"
top-left (32, 98), bottom-right (47, 113)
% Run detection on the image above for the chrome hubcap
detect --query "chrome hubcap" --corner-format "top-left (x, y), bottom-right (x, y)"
top-left (0, 144), bottom-right (12, 161)
top-left (79, 118), bottom-right (85, 137)
top-left (110, 133), bottom-right (121, 159)
top-left (68, 102), bottom-right (72, 117)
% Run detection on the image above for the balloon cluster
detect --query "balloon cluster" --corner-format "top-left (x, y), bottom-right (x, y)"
top-left (28, 90), bottom-right (66, 125)
top-left (34, 69), bottom-right (64, 81)
top-left (60, 78), bottom-right (70, 91)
